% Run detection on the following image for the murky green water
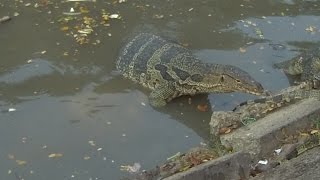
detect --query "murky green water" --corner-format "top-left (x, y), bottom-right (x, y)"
top-left (1, 0), bottom-right (320, 179)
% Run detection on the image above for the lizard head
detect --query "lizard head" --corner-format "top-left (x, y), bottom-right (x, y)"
top-left (217, 65), bottom-right (264, 95)
top-left (191, 65), bottom-right (264, 95)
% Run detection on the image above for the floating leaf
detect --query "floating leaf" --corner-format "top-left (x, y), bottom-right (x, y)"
top-left (63, 12), bottom-right (81, 16)
top-left (16, 160), bottom-right (27, 165)
top-left (78, 28), bottom-right (93, 34)
top-left (8, 108), bottom-right (16, 112)
top-left (48, 153), bottom-right (63, 158)
top-left (83, 16), bottom-right (95, 25)
top-left (88, 140), bottom-right (96, 146)
top-left (197, 104), bottom-right (208, 112)
top-left (80, 7), bottom-right (89, 13)
top-left (102, 14), bottom-right (109, 21)
top-left (60, 26), bottom-right (69, 31)
top-left (109, 14), bottom-right (120, 19)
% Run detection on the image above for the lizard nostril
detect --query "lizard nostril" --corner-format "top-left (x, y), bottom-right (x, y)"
top-left (220, 76), bottom-right (225, 82)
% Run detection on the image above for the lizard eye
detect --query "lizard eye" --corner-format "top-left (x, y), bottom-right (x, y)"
top-left (236, 79), bottom-right (241, 83)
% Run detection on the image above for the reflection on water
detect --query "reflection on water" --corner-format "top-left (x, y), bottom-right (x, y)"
top-left (1, 0), bottom-right (320, 179)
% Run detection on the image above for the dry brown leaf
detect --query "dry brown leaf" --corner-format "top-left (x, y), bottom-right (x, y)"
top-left (60, 26), bottom-right (69, 31)
top-left (197, 104), bottom-right (208, 112)
top-left (219, 127), bottom-right (232, 134)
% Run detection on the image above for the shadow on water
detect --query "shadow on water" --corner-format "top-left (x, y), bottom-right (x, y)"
top-left (1, 0), bottom-right (320, 179)
top-left (95, 75), bottom-right (214, 140)
top-left (157, 95), bottom-right (213, 141)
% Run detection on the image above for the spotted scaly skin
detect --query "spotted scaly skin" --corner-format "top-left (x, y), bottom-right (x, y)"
top-left (235, 47), bottom-right (320, 109)
top-left (116, 33), bottom-right (264, 107)
top-left (274, 46), bottom-right (320, 87)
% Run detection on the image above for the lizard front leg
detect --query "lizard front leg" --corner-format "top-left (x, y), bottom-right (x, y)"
top-left (149, 82), bottom-right (178, 107)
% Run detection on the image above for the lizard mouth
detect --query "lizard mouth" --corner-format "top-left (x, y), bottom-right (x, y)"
top-left (250, 82), bottom-right (265, 95)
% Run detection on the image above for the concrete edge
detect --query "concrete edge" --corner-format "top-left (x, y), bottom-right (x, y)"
top-left (164, 151), bottom-right (251, 180)
top-left (221, 99), bottom-right (320, 157)
top-left (166, 99), bottom-right (320, 180)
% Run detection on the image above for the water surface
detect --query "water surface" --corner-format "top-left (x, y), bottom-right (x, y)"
top-left (1, 0), bottom-right (320, 179)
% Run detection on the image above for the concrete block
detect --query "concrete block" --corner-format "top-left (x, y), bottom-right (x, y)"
top-left (220, 99), bottom-right (320, 158)
top-left (252, 147), bottom-right (320, 180)
top-left (164, 151), bottom-right (251, 180)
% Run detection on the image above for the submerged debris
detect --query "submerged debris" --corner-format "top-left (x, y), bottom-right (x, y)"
top-left (21, 0), bottom-right (126, 45)
top-left (197, 104), bottom-right (208, 112)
